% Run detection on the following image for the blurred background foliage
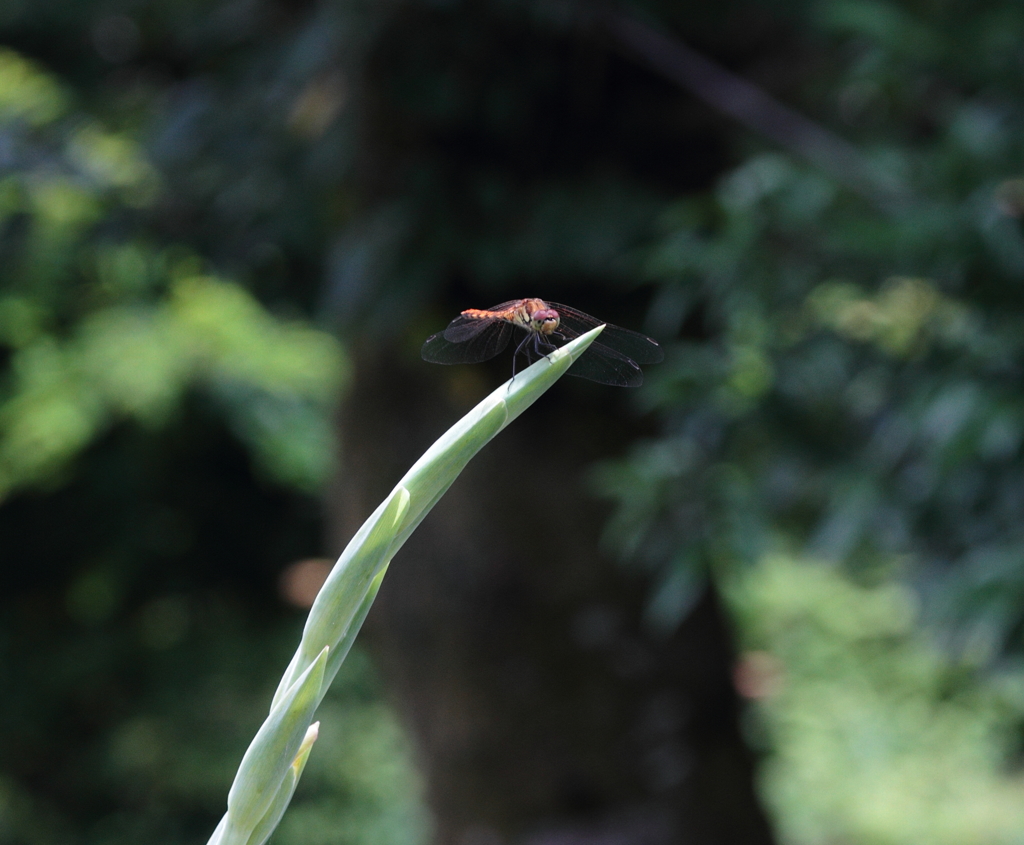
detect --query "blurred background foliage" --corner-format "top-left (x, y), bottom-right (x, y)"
top-left (731, 555), bottom-right (1024, 845)
top-left (3, 0), bottom-right (1024, 842)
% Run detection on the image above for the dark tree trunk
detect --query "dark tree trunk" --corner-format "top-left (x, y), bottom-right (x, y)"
top-left (328, 349), bottom-right (776, 845)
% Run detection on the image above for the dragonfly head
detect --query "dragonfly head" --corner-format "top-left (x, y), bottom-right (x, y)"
top-left (530, 308), bottom-right (560, 336)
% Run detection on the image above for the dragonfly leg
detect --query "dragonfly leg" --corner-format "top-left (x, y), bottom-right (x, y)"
top-left (534, 333), bottom-right (559, 358)
top-left (511, 331), bottom-right (535, 379)
top-left (509, 331), bottom-right (560, 384)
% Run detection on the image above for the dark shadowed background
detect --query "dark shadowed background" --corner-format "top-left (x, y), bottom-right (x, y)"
top-left (3, 1), bottom-right (1024, 844)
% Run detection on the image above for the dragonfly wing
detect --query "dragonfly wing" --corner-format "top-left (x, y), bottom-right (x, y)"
top-left (444, 315), bottom-right (496, 343)
top-left (566, 340), bottom-right (644, 387)
top-left (422, 319), bottom-right (515, 364)
top-left (547, 302), bottom-right (664, 364)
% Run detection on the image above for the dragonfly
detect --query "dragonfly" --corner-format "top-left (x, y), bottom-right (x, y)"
top-left (421, 298), bottom-right (664, 387)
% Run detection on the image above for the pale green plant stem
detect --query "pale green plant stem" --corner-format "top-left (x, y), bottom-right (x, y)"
top-left (206, 326), bottom-right (604, 845)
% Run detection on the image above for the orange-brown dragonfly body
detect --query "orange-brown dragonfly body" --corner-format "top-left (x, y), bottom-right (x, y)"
top-left (422, 298), bottom-right (663, 387)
